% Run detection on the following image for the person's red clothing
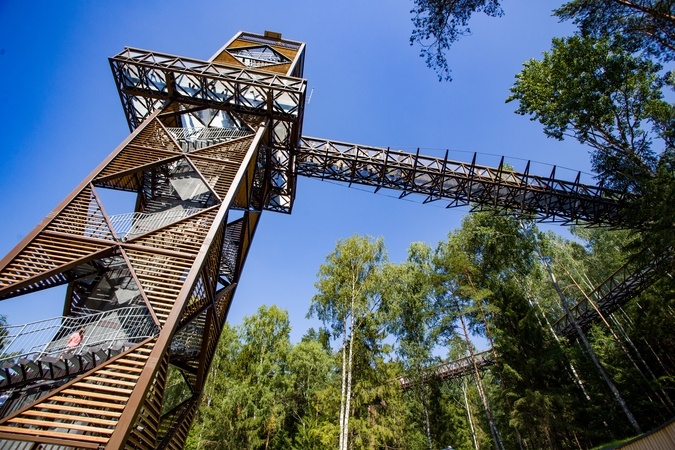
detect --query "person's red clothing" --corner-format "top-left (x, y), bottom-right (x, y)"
top-left (67, 332), bottom-right (83, 349)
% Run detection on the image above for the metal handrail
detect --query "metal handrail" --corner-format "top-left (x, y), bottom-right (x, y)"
top-left (0, 306), bottom-right (158, 364)
top-left (108, 207), bottom-right (203, 240)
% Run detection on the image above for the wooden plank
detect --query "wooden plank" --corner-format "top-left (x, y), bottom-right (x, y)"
top-left (49, 396), bottom-right (127, 410)
top-left (60, 388), bottom-right (129, 402)
top-left (0, 426), bottom-right (109, 443)
top-left (7, 418), bottom-right (113, 434)
top-left (22, 410), bottom-right (118, 426)
top-left (85, 376), bottom-right (138, 388)
top-left (75, 382), bottom-right (134, 394)
top-left (0, 430), bottom-right (102, 448)
top-left (36, 403), bottom-right (123, 417)
top-left (97, 370), bottom-right (140, 380)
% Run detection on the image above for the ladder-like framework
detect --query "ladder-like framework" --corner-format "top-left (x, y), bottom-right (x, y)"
top-left (0, 30), bottom-right (630, 449)
top-left (397, 349), bottom-right (495, 390)
top-left (553, 248), bottom-right (673, 340)
top-left (0, 31), bottom-right (306, 449)
top-left (296, 137), bottom-right (624, 225)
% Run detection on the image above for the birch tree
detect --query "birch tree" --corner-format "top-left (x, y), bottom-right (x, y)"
top-left (308, 235), bottom-right (387, 450)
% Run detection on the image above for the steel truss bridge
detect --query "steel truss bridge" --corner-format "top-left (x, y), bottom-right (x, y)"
top-left (397, 350), bottom-right (495, 391)
top-left (0, 30), bottom-right (660, 449)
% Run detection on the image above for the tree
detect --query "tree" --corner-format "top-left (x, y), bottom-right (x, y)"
top-left (308, 235), bottom-right (387, 450)
top-left (409, 0), bottom-right (675, 80)
top-left (410, 0), bottom-right (503, 81)
top-left (554, 0), bottom-right (675, 62)
top-left (507, 35), bottom-right (670, 192)
top-left (385, 242), bottom-right (439, 449)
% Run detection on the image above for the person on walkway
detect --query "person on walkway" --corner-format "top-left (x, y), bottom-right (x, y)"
top-left (66, 328), bottom-right (85, 350)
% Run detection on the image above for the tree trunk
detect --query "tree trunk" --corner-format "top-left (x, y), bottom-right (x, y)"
top-left (342, 297), bottom-right (356, 450)
top-left (418, 363), bottom-right (433, 450)
top-left (561, 262), bottom-right (673, 411)
top-left (463, 378), bottom-right (480, 450)
top-left (532, 233), bottom-right (642, 435)
top-left (339, 315), bottom-right (348, 450)
top-left (455, 296), bottom-right (503, 450)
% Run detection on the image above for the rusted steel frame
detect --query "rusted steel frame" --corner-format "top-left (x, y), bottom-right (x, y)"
top-left (0, 432), bottom-right (100, 449)
top-left (111, 47), bottom-right (305, 90)
top-left (115, 77), bottom-right (301, 125)
top-left (106, 123), bottom-right (267, 449)
top-left (110, 52), bottom-right (305, 110)
top-left (297, 138), bottom-right (613, 200)
top-left (119, 248), bottom-right (162, 328)
top-left (93, 154), bottom-right (183, 185)
top-left (0, 111), bottom-right (164, 275)
top-left (196, 309), bottom-right (215, 389)
top-left (0, 246), bottom-right (117, 301)
top-left (398, 349), bottom-right (496, 390)
top-left (287, 43), bottom-right (307, 77)
top-left (120, 242), bottom-right (198, 260)
top-left (0, 337), bottom-right (155, 428)
top-left (296, 137), bottom-right (622, 224)
top-left (234, 212), bottom-right (261, 282)
top-left (89, 182), bottom-right (118, 240)
top-left (116, 204), bottom-right (220, 250)
top-left (40, 230), bottom-right (115, 246)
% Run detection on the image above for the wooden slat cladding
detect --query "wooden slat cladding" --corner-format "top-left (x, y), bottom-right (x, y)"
top-left (189, 157), bottom-right (240, 200)
top-left (0, 341), bottom-right (155, 448)
top-left (127, 209), bottom-right (218, 255)
top-left (95, 148), bottom-right (179, 183)
top-left (157, 398), bottom-right (199, 450)
top-left (125, 352), bottom-right (169, 450)
top-left (212, 38), bottom-right (298, 76)
top-left (45, 185), bottom-right (114, 241)
top-left (0, 235), bottom-right (111, 291)
top-left (128, 119), bottom-right (182, 154)
top-left (124, 249), bottom-right (194, 325)
top-left (190, 135), bottom-right (253, 163)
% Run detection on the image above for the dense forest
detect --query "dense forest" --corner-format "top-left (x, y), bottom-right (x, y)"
top-left (182, 1), bottom-right (675, 449)
top-left (180, 217), bottom-right (675, 449)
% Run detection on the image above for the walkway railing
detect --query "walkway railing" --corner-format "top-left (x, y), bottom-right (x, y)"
top-left (0, 306), bottom-right (158, 364)
top-left (167, 126), bottom-right (252, 147)
top-left (398, 349), bottom-right (495, 389)
top-left (109, 207), bottom-right (203, 240)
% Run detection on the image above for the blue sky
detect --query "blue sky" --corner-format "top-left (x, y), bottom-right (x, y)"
top-left (0, 1), bottom-right (595, 348)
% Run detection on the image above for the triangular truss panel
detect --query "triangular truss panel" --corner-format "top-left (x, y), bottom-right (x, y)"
top-left (45, 185), bottom-right (115, 241)
top-left (94, 147), bottom-right (180, 188)
top-left (0, 235), bottom-right (115, 301)
top-left (124, 249), bottom-right (196, 325)
top-left (127, 118), bottom-right (183, 154)
top-left (189, 156), bottom-right (242, 200)
top-left (0, 339), bottom-right (156, 449)
top-left (177, 275), bottom-right (211, 331)
top-left (125, 208), bottom-right (218, 255)
top-left (190, 135), bottom-right (254, 164)
top-left (228, 45), bottom-right (291, 69)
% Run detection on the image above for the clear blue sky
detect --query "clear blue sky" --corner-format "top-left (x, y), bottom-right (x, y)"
top-left (0, 1), bottom-right (594, 346)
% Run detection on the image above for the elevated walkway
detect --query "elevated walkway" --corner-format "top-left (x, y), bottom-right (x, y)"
top-left (0, 306), bottom-right (157, 391)
top-left (296, 137), bottom-right (624, 225)
top-left (553, 248), bottom-right (673, 340)
top-left (398, 349), bottom-right (495, 390)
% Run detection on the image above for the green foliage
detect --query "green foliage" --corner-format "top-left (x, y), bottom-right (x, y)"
top-left (507, 35), bottom-right (669, 191)
top-left (555, 0), bottom-right (675, 62)
top-left (410, 0), bottom-right (503, 81)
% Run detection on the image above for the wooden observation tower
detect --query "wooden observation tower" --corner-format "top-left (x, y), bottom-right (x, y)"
top-left (0, 30), bottom-right (626, 449)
